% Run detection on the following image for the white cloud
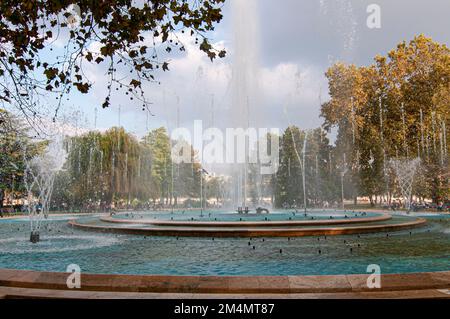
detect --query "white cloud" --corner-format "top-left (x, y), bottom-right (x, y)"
top-left (61, 28), bottom-right (328, 138)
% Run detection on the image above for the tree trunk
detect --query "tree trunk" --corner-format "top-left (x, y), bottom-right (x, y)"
top-left (0, 188), bottom-right (5, 209)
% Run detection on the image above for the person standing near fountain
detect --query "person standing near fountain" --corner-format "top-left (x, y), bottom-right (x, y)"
top-left (36, 202), bottom-right (42, 214)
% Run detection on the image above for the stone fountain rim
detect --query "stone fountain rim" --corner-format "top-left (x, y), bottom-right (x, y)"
top-left (100, 212), bottom-right (393, 227)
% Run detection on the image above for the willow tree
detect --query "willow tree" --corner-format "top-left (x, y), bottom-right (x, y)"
top-left (52, 125), bottom-right (206, 210)
top-left (61, 127), bottom-right (144, 209)
top-left (64, 131), bottom-right (101, 208)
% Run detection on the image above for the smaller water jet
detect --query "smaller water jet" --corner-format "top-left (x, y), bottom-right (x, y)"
top-left (24, 137), bottom-right (67, 243)
top-left (390, 157), bottom-right (421, 212)
top-left (340, 154), bottom-right (348, 210)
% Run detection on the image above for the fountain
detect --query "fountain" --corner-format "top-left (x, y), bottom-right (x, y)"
top-left (291, 132), bottom-right (308, 212)
top-left (229, 0), bottom-right (260, 211)
top-left (340, 153), bottom-right (348, 210)
top-left (390, 157), bottom-right (421, 211)
top-left (24, 137), bottom-right (67, 243)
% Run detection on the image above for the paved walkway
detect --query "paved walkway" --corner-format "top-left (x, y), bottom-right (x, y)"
top-left (0, 269), bottom-right (449, 299)
top-left (1, 286), bottom-right (450, 299)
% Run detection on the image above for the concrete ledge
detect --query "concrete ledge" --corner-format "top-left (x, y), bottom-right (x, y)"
top-left (68, 217), bottom-right (427, 238)
top-left (100, 213), bottom-right (392, 227)
top-left (2, 287), bottom-right (450, 299)
top-left (0, 268), bottom-right (448, 298)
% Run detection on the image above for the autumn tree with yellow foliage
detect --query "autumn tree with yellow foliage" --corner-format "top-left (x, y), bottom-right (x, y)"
top-left (321, 35), bottom-right (449, 205)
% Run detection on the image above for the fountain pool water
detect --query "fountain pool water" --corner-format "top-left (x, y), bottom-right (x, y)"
top-left (0, 211), bottom-right (448, 276)
top-left (108, 209), bottom-right (379, 222)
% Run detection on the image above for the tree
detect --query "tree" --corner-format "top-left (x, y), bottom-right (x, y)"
top-left (0, 109), bottom-right (41, 209)
top-left (274, 126), bottom-right (302, 208)
top-left (57, 127), bottom-right (145, 210)
top-left (173, 145), bottom-right (202, 206)
top-left (274, 127), bottom-right (336, 208)
top-left (143, 127), bottom-right (172, 204)
top-left (49, 124), bottom-right (208, 210)
top-left (0, 0), bottom-right (226, 121)
top-left (321, 35), bottom-right (450, 204)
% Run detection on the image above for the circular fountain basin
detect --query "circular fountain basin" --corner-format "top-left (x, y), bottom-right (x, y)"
top-left (100, 211), bottom-right (392, 227)
top-left (69, 209), bottom-right (426, 238)
top-left (0, 210), bottom-right (448, 278)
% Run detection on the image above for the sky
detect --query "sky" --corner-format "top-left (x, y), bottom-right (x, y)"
top-left (18, 0), bottom-right (450, 140)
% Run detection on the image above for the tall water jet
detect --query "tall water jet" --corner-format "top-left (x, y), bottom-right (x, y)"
top-left (230, 0), bottom-right (261, 209)
top-left (301, 133), bottom-right (308, 212)
top-left (340, 153), bottom-right (348, 210)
